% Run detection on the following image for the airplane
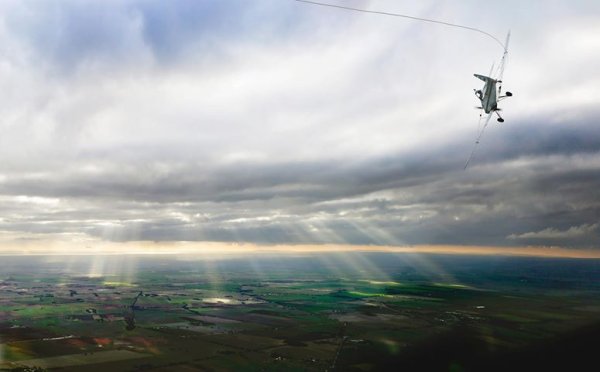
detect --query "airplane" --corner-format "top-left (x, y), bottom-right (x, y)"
top-left (473, 31), bottom-right (513, 122)
top-left (473, 73), bottom-right (512, 122)
top-left (294, 0), bottom-right (514, 169)
top-left (464, 31), bottom-right (512, 169)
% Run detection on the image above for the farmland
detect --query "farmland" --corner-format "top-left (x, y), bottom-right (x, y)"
top-left (1, 253), bottom-right (600, 371)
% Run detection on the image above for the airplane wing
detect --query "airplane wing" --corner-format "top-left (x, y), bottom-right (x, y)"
top-left (497, 31), bottom-right (510, 83)
top-left (464, 112), bottom-right (494, 170)
top-left (474, 74), bottom-right (495, 83)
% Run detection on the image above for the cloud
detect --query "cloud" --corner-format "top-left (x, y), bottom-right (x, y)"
top-left (0, 1), bottom-right (599, 251)
top-left (507, 223), bottom-right (600, 240)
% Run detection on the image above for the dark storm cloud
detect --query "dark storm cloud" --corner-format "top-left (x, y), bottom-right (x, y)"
top-left (2, 111), bottom-right (600, 199)
top-left (1, 109), bottom-right (599, 248)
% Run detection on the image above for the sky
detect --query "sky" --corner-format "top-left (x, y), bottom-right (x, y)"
top-left (0, 0), bottom-right (599, 255)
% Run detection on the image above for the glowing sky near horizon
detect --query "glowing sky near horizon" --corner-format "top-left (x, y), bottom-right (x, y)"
top-left (0, 0), bottom-right (599, 254)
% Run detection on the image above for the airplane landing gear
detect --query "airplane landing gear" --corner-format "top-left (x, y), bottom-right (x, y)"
top-left (495, 110), bottom-right (505, 122)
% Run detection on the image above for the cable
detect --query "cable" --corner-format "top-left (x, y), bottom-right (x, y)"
top-left (296, 0), bottom-right (509, 169)
top-left (296, 0), bottom-right (507, 52)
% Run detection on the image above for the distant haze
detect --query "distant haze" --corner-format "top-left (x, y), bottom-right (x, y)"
top-left (0, 0), bottom-right (599, 254)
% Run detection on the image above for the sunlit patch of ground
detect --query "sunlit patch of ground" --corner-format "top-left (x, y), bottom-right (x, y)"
top-left (432, 283), bottom-right (473, 289)
top-left (359, 280), bottom-right (402, 286)
top-left (348, 291), bottom-right (391, 297)
top-left (202, 297), bottom-right (240, 304)
top-left (102, 281), bottom-right (138, 287)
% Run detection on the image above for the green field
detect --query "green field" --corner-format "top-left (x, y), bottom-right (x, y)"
top-left (1, 254), bottom-right (600, 371)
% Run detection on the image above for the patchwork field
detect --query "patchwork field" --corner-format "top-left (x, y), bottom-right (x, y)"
top-left (1, 253), bottom-right (599, 371)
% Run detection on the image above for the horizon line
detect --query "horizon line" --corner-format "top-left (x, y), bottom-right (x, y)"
top-left (0, 242), bottom-right (599, 259)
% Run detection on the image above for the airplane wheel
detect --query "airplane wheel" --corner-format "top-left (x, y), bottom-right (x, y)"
top-left (497, 118), bottom-right (505, 123)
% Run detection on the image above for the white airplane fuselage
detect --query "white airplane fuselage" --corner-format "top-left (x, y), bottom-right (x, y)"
top-left (474, 74), bottom-right (497, 114)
